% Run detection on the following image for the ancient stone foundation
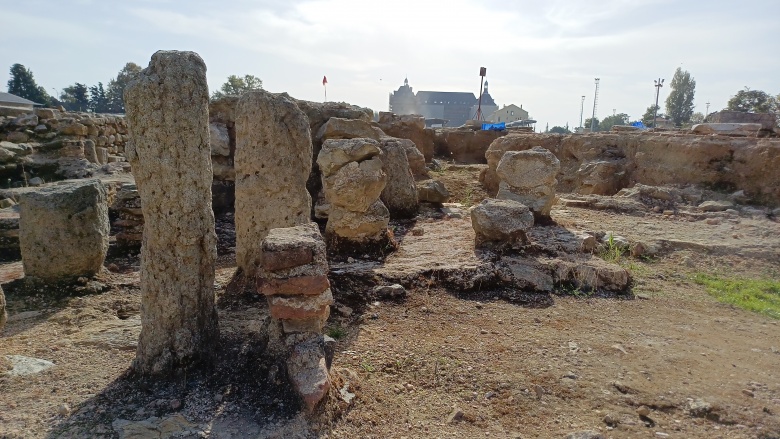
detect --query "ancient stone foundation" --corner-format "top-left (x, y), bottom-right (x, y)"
top-left (19, 178), bottom-right (109, 280)
top-left (257, 223), bottom-right (333, 411)
top-left (124, 50), bottom-right (218, 375)
top-left (235, 91), bottom-right (312, 277)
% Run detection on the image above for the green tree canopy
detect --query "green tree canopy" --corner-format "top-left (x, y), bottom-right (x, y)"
top-left (89, 82), bottom-right (110, 113)
top-left (106, 62), bottom-right (142, 113)
top-left (726, 88), bottom-right (778, 114)
top-left (599, 113), bottom-right (630, 132)
top-left (665, 67), bottom-right (696, 126)
top-left (7, 63), bottom-right (52, 106)
top-left (641, 105), bottom-right (662, 127)
top-left (211, 74), bottom-right (263, 100)
top-left (549, 125), bottom-right (571, 134)
top-left (584, 117), bottom-right (600, 132)
top-left (690, 112), bottom-right (704, 124)
top-left (59, 83), bottom-right (90, 112)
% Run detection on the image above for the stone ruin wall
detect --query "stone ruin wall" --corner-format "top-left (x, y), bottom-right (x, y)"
top-left (0, 107), bottom-right (130, 187)
top-left (479, 132), bottom-right (780, 206)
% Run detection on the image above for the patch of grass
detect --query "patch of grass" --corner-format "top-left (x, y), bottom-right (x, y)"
top-left (693, 273), bottom-right (780, 320)
top-left (325, 325), bottom-right (347, 340)
top-left (599, 233), bottom-right (625, 264)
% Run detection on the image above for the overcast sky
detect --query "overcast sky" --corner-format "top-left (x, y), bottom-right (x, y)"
top-left (2, 0), bottom-right (778, 128)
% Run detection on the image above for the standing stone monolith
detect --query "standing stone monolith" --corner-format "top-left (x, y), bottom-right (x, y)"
top-left (124, 50), bottom-right (218, 375)
top-left (235, 91), bottom-right (313, 277)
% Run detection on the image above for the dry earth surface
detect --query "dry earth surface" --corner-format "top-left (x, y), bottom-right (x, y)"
top-left (1, 165), bottom-right (779, 439)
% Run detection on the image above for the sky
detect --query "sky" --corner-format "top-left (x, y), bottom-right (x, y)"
top-left (2, 0), bottom-right (778, 129)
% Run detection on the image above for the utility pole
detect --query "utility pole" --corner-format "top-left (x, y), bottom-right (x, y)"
top-left (705, 101), bottom-right (711, 120)
top-left (653, 78), bottom-right (664, 130)
top-left (579, 95), bottom-right (586, 131)
top-left (591, 78), bottom-right (600, 132)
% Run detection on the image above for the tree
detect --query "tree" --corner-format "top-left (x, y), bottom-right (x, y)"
top-left (549, 125), bottom-right (571, 134)
top-left (665, 67), bottom-right (696, 127)
top-left (642, 105), bottom-right (662, 127)
top-left (89, 82), bottom-right (110, 113)
top-left (584, 117), bottom-right (600, 131)
top-left (60, 83), bottom-right (90, 112)
top-left (726, 88), bottom-right (778, 114)
top-left (690, 112), bottom-right (704, 125)
top-left (106, 62), bottom-right (142, 113)
top-left (7, 63), bottom-right (52, 106)
top-left (211, 74), bottom-right (263, 100)
top-left (599, 113), bottom-right (629, 132)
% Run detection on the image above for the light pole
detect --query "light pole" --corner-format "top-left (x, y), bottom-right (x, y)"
top-left (705, 101), bottom-right (710, 121)
top-left (591, 78), bottom-right (600, 132)
top-left (579, 95), bottom-right (585, 131)
top-left (653, 78), bottom-right (664, 130)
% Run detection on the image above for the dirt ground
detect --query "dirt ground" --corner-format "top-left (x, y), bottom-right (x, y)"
top-left (1, 166), bottom-right (780, 439)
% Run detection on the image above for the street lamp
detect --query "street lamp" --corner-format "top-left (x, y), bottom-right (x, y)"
top-left (653, 78), bottom-right (664, 130)
top-left (579, 95), bottom-right (585, 131)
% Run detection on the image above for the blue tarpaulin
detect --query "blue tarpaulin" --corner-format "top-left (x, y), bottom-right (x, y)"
top-left (631, 121), bottom-right (647, 129)
top-left (481, 122), bottom-right (506, 131)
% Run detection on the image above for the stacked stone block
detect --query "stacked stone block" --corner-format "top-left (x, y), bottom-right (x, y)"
top-left (109, 184), bottom-right (144, 248)
top-left (317, 138), bottom-right (393, 252)
top-left (257, 222), bottom-right (332, 411)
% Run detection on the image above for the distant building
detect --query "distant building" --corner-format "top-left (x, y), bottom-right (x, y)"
top-left (388, 78), bottom-right (418, 116)
top-left (0, 92), bottom-right (37, 111)
top-left (487, 104), bottom-right (529, 124)
top-left (388, 78), bottom-right (500, 127)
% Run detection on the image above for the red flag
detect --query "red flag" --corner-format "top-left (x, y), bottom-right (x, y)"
top-left (322, 76), bottom-right (328, 86)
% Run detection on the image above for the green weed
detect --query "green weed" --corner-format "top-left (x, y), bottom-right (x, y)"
top-left (325, 325), bottom-right (347, 340)
top-left (693, 273), bottom-right (780, 320)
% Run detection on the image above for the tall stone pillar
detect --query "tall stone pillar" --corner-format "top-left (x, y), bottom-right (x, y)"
top-left (124, 51), bottom-right (218, 375)
top-left (234, 91), bottom-right (312, 277)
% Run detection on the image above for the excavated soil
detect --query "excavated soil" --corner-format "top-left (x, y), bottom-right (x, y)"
top-left (1, 166), bottom-right (780, 439)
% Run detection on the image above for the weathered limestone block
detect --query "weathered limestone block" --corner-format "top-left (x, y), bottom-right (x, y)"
top-left (317, 138), bottom-right (381, 177)
top-left (259, 222), bottom-right (328, 278)
top-left (209, 122), bottom-right (230, 157)
top-left (495, 147), bottom-right (559, 188)
top-left (59, 123), bottom-right (88, 136)
top-left (124, 50), bottom-right (218, 375)
top-left (322, 157), bottom-right (386, 213)
top-left (326, 200), bottom-right (390, 240)
top-left (377, 112), bottom-right (435, 161)
top-left (401, 139), bottom-right (429, 180)
top-left (417, 179), bottom-right (450, 203)
top-left (19, 179), bottom-right (109, 281)
top-left (83, 139), bottom-right (99, 164)
top-left (691, 123), bottom-right (762, 136)
top-left (470, 199), bottom-right (534, 247)
top-left (268, 289), bottom-right (334, 321)
top-left (495, 147), bottom-right (560, 217)
top-left (235, 90), bottom-right (312, 276)
top-left (707, 111), bottom-right (777, 131)
top-left (378, 138), bottom-right (418, 218)
top-left (315, 117), bottom-right (379, 142)
top-left (96, 147), bottom-right (108, 165)
top-left (287, 335), bottom-right (332, 412)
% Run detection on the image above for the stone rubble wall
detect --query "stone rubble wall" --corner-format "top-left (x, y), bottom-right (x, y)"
top-left (0, 108), bottom-right (131, 187)
top-left (480, 132), bottom-right (780, 206)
